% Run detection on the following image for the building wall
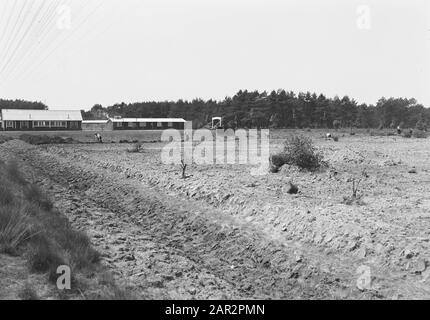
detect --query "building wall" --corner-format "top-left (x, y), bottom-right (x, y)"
top-left (82, 121), bottom-right (113, 131)
top-left (112, 122), bottom-right (185, 130)
top-left (2, 120), bottom-right (82, 131)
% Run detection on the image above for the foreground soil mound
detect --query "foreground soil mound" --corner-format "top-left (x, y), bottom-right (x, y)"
top-left (0, 140), bottom-right (368, 299)
top-left (1, 134), bottom-right (429, 299)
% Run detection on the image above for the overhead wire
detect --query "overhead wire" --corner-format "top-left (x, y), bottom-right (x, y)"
top-left (3, 0), bottom-right (75, 84)
top-left (11, 0), bottom-right (102, 84)
top-left (28, 0), bottom-right (121, 82)
top-left (3, 0), bottom-right (64, 81)
top-left (0, 0), bottom-right (17, 50)
top-left (0, 0), bottom-right (48, 76)
top-left (0, 0), bottom-right (33, 74)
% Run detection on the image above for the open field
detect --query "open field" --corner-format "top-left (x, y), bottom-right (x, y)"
top-left (1, 129), bottom-right (429, 299)
top-left (0, 130), bottom-right (164, 143)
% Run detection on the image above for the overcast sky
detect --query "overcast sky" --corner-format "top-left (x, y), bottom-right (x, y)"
top-left (0, 0), bottom-right (429, 110)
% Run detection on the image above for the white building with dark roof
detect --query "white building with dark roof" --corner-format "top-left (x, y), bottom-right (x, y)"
top-left (0, 109), bottom-right (83, 131)
top-left (82, 117), bottom-right (187, 131)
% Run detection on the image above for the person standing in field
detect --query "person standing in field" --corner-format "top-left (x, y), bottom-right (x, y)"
top-left (94, 133), bottom-right (103, 143)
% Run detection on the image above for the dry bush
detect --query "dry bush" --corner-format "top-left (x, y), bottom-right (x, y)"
top-left (271, 135), bottom-right (325, 171)
top-left (343, 171), bottom-right (368, 205)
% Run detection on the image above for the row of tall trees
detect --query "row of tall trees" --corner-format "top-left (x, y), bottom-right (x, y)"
top-left (93, 90), bottom-right (429, 130)
top-left (0, 99), bottom-right (47, 110)
top-left (2, 92), bottom-right (428, 130)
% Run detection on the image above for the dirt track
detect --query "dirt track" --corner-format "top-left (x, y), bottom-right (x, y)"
top-left (1, 134), bottom-right (429, 299)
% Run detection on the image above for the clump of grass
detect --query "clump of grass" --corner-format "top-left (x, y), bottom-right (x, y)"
top-left (0, 205), bottom-right (32, 255)
top-left (36, 211), bottom-right (100, 271)
top-left (0, 157), bottom-right (117, 299)
top-left (270, 135), bottom-right (326, 172)
top-left (57, 228), bottom-right (100, 270)
top-left (28, 234), bottom-right (65, 276)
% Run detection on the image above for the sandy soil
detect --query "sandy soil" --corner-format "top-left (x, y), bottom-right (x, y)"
top-left (1, 131), bottom-right (429, 299)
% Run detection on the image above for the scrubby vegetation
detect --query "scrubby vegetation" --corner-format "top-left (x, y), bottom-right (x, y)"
top-left (270, 135), bottom-right (326, 171)
top-left (0, 159), bottom-right (127, 299)
top-left (19, 134), bottom-right (76, 145)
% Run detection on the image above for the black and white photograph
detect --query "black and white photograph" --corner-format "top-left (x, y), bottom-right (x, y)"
top-left (0, 0), bottom-right (429, 308)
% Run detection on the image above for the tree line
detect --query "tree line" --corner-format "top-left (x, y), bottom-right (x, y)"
top-left (2, 90), bottom-right (429, 130)
top-left (0, 99), bottom-right (47, 110)
top-left (84, 90), bottom-right (429, 130)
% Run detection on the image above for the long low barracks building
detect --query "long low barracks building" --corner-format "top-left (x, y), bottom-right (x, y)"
top-left (0, 109), bottom-right (187, 131)
top-left (0, 109), bottom-right (83, 131)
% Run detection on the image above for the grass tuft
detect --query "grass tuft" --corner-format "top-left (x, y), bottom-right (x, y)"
top-left (0, 205), bottom-right (32, 254)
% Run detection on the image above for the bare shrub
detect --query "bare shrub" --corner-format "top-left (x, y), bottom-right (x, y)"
top-left (180, 160), bottom-right (187, 179)
top-left (271, 135), bottom-right (325, 171)
top-left (343, 171), bottom-right (368, 205)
